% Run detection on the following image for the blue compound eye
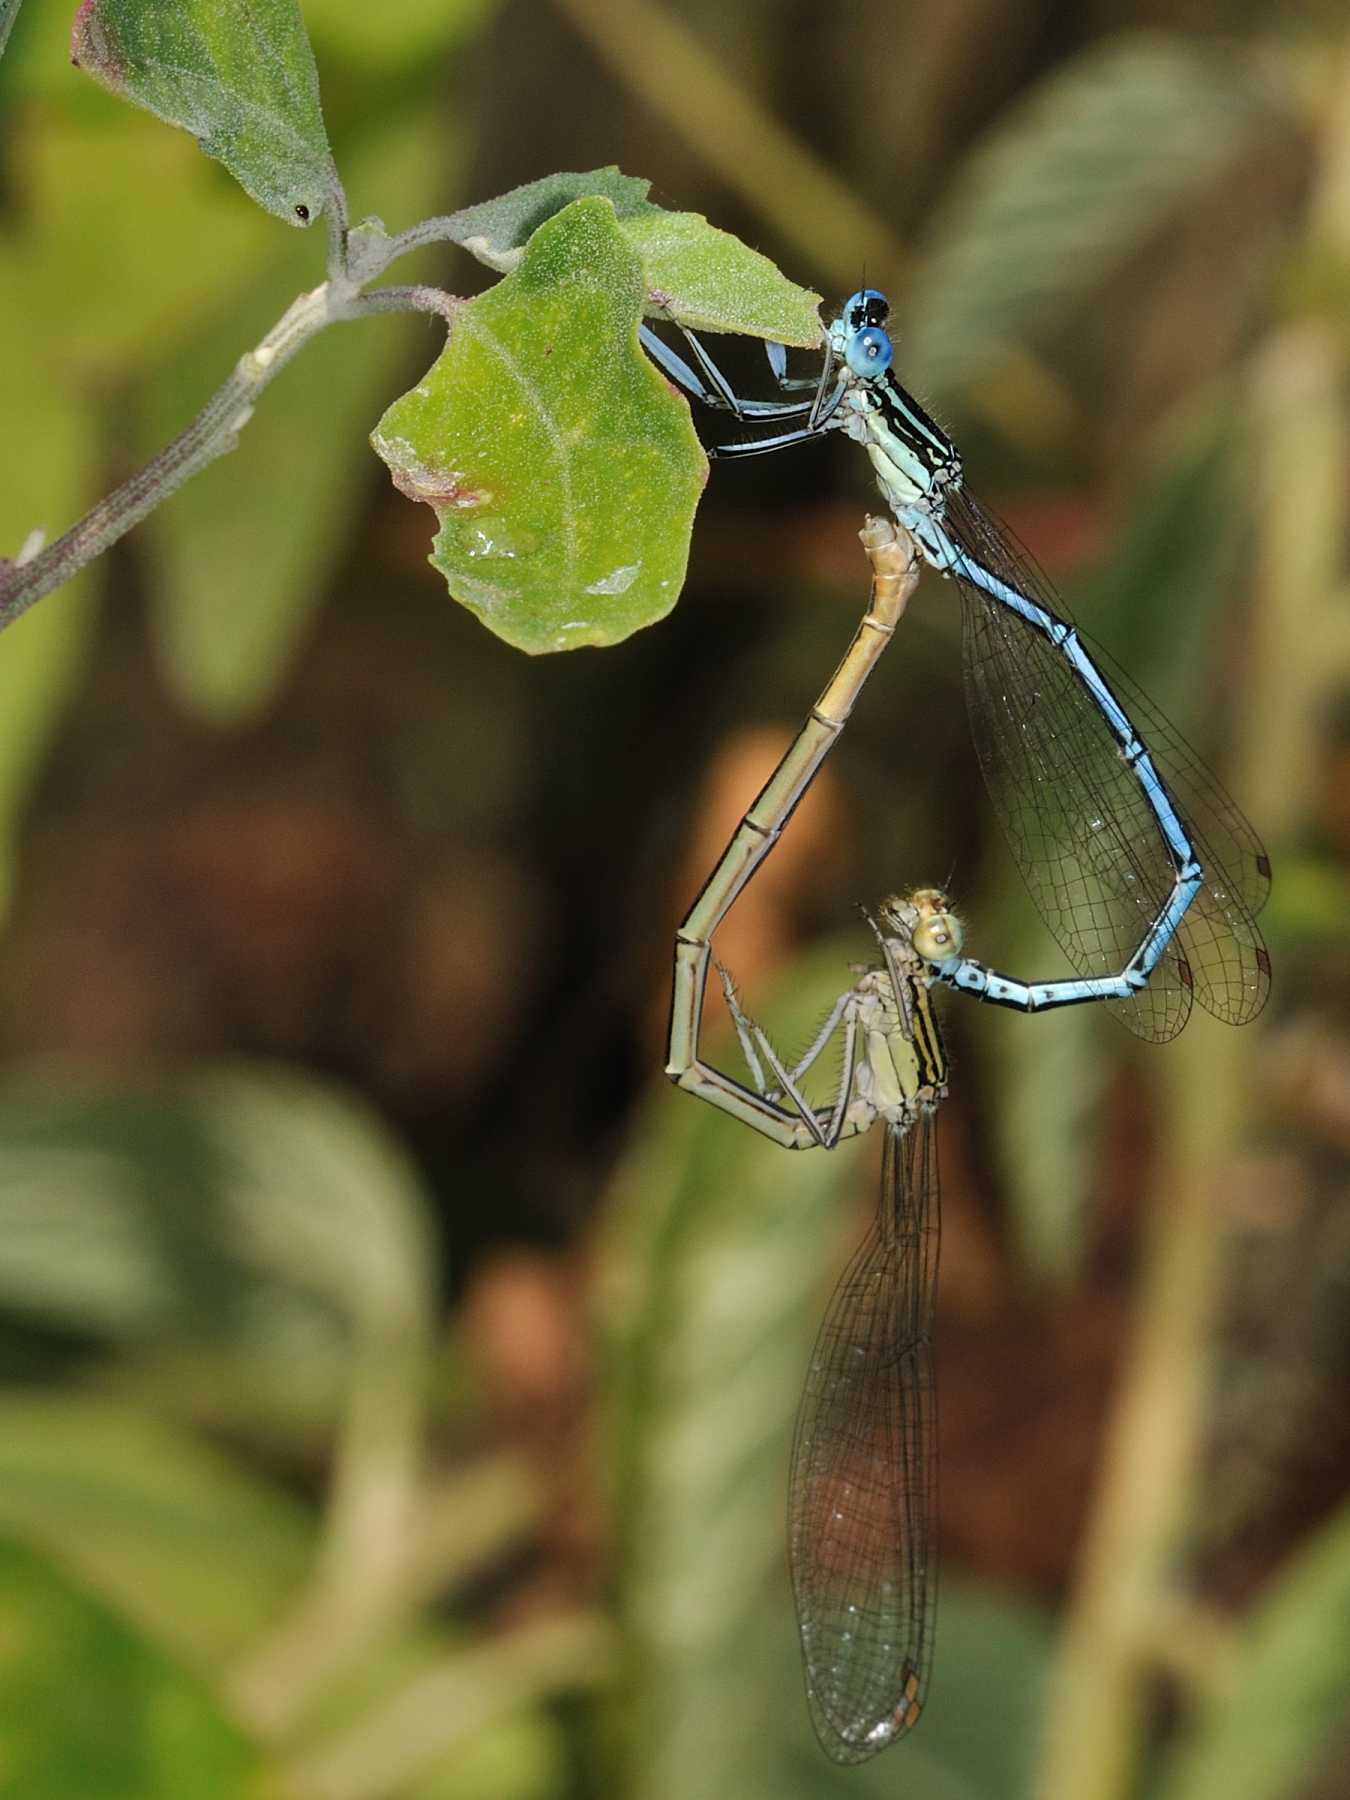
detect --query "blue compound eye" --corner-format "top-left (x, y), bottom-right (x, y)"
top-left (845, 326), bottom-right (893, 377)
top-left (844, 287), bottom-right (890, 331)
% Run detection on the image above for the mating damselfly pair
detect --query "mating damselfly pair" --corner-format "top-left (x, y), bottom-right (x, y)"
top-left (653, 296), bottom-right (1271, 1761)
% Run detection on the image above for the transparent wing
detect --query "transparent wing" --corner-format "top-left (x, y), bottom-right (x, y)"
top-left (788, 1117), bottom-right (938, 1764)
top-left (945, 487), bottom-right (1271, 1041)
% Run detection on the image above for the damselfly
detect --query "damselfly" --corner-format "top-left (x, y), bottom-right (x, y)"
top-left (667, 520), bottom-right (1192, 1761)
top-left (709, 886), bottom-right (955, 1762)
top-left (647, 294), bottom-right (1271, 1043)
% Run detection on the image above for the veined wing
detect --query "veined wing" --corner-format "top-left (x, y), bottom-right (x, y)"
top-left (944, 486), bottom-right (1270, 1041)
top-left (788, 1117), bottom-right (939, 1764)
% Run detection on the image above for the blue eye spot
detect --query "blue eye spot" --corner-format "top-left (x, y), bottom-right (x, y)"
top-left (845, 327), bottom-right (893, 377)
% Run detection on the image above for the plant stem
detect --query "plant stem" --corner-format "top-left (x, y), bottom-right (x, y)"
top-left (551, 0), bottom-right (908, 293)
top-left (0, 272), bottom-right (455, 635)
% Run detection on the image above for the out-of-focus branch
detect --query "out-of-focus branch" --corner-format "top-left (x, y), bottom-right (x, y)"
top-left (553, 0), bottom-right (908, 295)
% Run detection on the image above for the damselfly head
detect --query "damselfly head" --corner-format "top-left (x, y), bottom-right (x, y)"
top-left (877, 888), bottom-right (964, 965)
top-left (912, 888), bottom-right (964, 964)
top-left (830, 291), bottom-right (894, 379)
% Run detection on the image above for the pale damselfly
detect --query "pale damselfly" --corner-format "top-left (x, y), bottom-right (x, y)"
top-left (646, 293), bottom-right (1271, 1043)
top-left (711, 886), bottom-right (954, 1763)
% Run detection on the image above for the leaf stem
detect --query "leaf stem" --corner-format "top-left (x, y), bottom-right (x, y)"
top-left (348, 285), bottom-right (460, 328)
top-left (322, 155), bottom-right (352, 281)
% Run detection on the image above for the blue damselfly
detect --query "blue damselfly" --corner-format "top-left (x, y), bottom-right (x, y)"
top-left (647, 295), bottom-right (1271, 1042)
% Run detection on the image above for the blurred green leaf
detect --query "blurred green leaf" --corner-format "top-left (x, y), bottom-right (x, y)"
top-left (0, 1537), bottom-right (264, 1798)
top-left (373, 196), bottom-right (707, 654)
top-left (283, 1614), bottom-right (609, 1800)
top-left (0, 279), bottom-right (99, 918)
top-left (0, 1396), bottom-right (311, 1664)
top-left (0, 1067), bottom-right (437, 1438)
top-left (188, 1065), bottom-right (437, 1338)
top-left (1260, 849), bottom-right (1350, 950)
top-left (973, 918), bottom-right (1110, 1282)
top-left (305, 0), bottom-right (504, 71)
top-left (0, 0), bottom-right (69, 100)
top-left (141, 106), bottom-right (452, 720)
top-left (904, 37), bottom-right (1274, 400)
top-left (4, 111), bottom-right (268, 366)
top-left (71, 0), bottom-right (332, 225)
top-left (910, 1580), bottom-right (1053, 1800)
top-left (1153, 1501), bottom-right (1350, 1800)
top-left (1070, 397), bottom-right (1250, 732)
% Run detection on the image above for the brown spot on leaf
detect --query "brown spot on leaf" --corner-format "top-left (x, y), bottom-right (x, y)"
top-left (70, 1), bottom-right (124, 82)
top-left (388, 462), bottom-right (488, 511)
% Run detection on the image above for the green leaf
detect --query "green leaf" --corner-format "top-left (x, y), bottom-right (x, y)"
top-left (441, 169), bottom-right (657, 272)
top-left (0, 0), bottom-right (22, 60)
top-left (903, 37), bottom-right (1274, 400)
top-left (70, 0), bottom-right (332, 226)
top-left (974, 911), bottom-right (1109, 1283)
top-left (625, 210), bottom-right (821, 343)
top-left (0, 1538), bottom-right (263, 1798)
top-left (373, 196), bottom-right (707, 654)
top-left (141, 106), bottom-right (452, 720)
top-left (443, 170), bottom-right (821, 341)
top-left (1154, 1501), bottom-right (1350, 1800)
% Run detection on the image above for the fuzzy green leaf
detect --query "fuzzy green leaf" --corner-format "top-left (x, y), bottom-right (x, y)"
top-left (373, 196), bottom-right (707, 654)
top-left (440, 168), bottom-right (657, 271)
top-left (70, 0), bottom-right (331, 225)
top-left (626, 210), bottom-right (821, 343)
top-left (445, 169), bottom-right (821, 341)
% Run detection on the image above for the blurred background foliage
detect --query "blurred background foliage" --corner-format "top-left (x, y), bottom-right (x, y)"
top-left (0, 1), bottom-right (1347, 1796)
